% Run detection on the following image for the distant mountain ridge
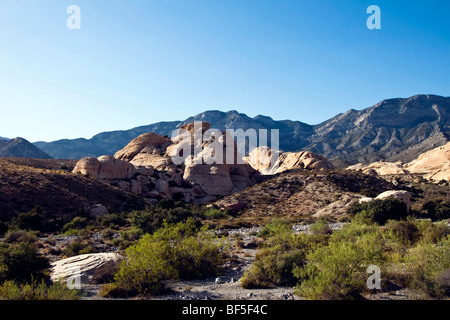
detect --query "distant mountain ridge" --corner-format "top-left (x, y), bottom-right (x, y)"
top-left (33, 94), bottom-right (449, 165)
top-left (0, 137), bottom-right (52, 159)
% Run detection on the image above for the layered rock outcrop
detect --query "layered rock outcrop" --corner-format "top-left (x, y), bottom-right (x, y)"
top-left (347, 142), bottom-right (450, 182)
top-left (73, 122), bottom-right (259, 203)
top-left (244, 146), bottom-right (334, 175)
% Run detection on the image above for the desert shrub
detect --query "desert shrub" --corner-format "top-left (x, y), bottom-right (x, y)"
top-left (131, 204), bottom-right (202, 234)
top-left (100, 228), bottom-right (115, 240)
top-left (384, 219), bottom-right (421, 246)
top-left (309, 218), bottom-right (332, 235)
top-left (64, 241), bottom-right (97, 257)
top-left (13, 207), bottom-right (45, 232)
top-left (241, 249), bottom-right (306, 288)
top-left (416, 220), bottom-right (449, 245)
top-left (0, 242), bottom-right (50, 284)
top-left (62, 217), bottom-right (87, 234)
top-left (101, 218), bottom-right (227, 297)
top-left (242, 221), bottom-right (327, 289)
top-left (257, 218), bottom-right (291, 238)
top-left (422, 200), bottom-right (450, 221)
top-left (119, 228), bottom-right (142, 241)
top-left (3, 230), bottom-right (38, 244)
top-left (294, 222), bottom-right (386, 300)
top-left (351, 199), bottom-right (409, 225)
top-left (404, 237), bottom-right (450, 299)
top-left (204, 208), bottom-right (228, 220)
top-left (0, 280), bottom-right (83, 300)
top-left (98, 213), bottom-right (128, 229)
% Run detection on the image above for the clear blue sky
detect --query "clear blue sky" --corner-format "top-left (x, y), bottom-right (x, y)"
top-left (0, 0), bottom-right (449, 142)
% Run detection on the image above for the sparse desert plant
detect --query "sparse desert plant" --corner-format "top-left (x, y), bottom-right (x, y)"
top-left (421, 200), bottom-right (450, 221)
top-left (101, 218), bottom-right (227, 297)
top-left (100, 228), bottom-right (115, 241)
top-left (384, 219), bottom-right (421, 246)
top-left (0, 279), bottom-right (84, 300)
top-left (309, 218), bottom-right (332, 235)
top-left (204, 208), bottom-right (228, 220)
top-left (404, 236), bottom-right (450, 299)
top-left (62, 217), bottom-right (87, 234)
top-left (13, 207), bottom-right (45, 232)
top-left (294, 222), bottom-right (386, 300)
top-left (241, 249), bottom-right (306, 289)
top-left (64, 241), bottom-right (97, 257)
top-left (0, 242), bottom-right (50, 284)
top-left (3, 230), bottom-right (38, 244)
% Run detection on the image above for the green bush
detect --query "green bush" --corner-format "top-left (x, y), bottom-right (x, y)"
top-left (422, 200), bottom-right (450, 221)
top-left (0, 242), bottom-right (50, 284)
top-left (62, 217), bottom-right (87, 233)
top-left (13, 207), bottom-right (45, 232)
top-left (309, 218), bottom-right (332, 235)
top-left (204, 208), bottom-right (228, 220)
top-left (350, 199), bottom-right (409, 225)
top-left (257, 218), bottom-right (291, 238)
top-left (241, 249), bottom-right (306, 288)
top-left (405, 237), bottom-right (450, 299)
top-left (242, 219), bottom-right (328, 289)
top-left (385, 219), bottom-right (421, 246)
top-left (131, 204), bottom-right (202, 234)
top-left (294, 222), bottom-right (386, 300)
top-left (64, 241), bottom-right (97, 257)
top-left (3, 230), bottom-right (38, 244)
top-left (0, 280), bottom-right (83, 300)
top-left (101, 218), bottom-right (227, 297)
top-left (98, 213), bottom-right (128, 229)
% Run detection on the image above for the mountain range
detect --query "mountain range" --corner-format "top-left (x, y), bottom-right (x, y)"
top-left (15, 94), bottom-right (450, 165)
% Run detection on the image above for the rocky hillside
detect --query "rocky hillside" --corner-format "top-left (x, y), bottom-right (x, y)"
top-left (0, 137), bottom-right (52, 159)
top-left (34, 94), bottom-right (449, 165)
top-left (0, 157), bottom-right (146, 221)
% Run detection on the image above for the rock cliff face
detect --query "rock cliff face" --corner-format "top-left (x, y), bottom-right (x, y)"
top-left (347, 141), bottom-right (450, 182)
top-left (36, 95), bottom-right (450, 166)
top-left (73, 122), bottom-right (260, 203)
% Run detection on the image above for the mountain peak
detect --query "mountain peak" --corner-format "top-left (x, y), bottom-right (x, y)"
top-left (0, 137), bottom-right (52, 159)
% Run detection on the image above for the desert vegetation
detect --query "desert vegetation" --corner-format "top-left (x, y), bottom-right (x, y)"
top-left (0, 158), bottom-right (449, 300)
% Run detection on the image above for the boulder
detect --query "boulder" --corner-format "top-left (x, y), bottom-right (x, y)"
top-left (97, 155), bottom-right (136, 180)
top-left (245, 147), bottom-right (334, 175)
top-left (50, 253), bottom-right (121, 284)
top-left (73, 156), bottom-right (136, 180)
top-left (89, 204), bottom-right (108, 218)
top-left (72, 157), bottom-right (100, 178)
top-left (375, 190), bottom-right (412, 211)
top-left (114, 132), bottom-right (172, 170)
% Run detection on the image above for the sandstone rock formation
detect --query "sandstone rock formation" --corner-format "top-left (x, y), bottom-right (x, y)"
top-left (347, 142), bottom-right (450, 183)
top-left (50, 253), bottom-right (121, 284)
top-left (114, 132), bottom-right (172, 170)
top-left (405, 141), bottom-right (450, 182)
top-left (73, 122), bottom-right (259, 203)
top-left (244, 146), bottom-right (334, 175)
